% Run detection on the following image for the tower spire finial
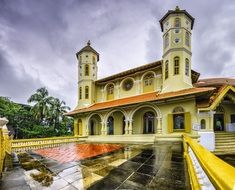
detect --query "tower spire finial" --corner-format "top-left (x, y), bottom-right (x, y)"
top-left (175, 6), bottom-right (180, 11)
top-left (87, 40), bottom-right (91, 46)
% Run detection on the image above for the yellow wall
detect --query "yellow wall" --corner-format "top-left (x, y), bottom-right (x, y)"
top-left (158, 99), bottom-right (197, 134)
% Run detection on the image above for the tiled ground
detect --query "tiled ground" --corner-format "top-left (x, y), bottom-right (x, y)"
top-left (34, 143), bottom-right (123, 163)
top-left (0, 142), bottom-right (190, 190)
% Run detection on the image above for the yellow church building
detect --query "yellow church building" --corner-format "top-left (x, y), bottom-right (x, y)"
top-left (66, 7), bottom-right (235, 150)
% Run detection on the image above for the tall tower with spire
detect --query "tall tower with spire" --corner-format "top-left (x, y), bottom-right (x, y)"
top-left (76, 41), bottom-right (99, 109)
top-left (159, 6), bottom-right (195, 93)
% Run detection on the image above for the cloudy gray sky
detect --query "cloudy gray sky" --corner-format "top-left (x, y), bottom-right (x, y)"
top-left (0, 0), bottom-right (235, 108)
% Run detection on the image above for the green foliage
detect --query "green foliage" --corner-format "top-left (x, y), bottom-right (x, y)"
top-left (0, 87), bottom-right (73, 139)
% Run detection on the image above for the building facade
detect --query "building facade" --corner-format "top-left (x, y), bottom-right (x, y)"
top-left (66, 7), bottom-right (235, 144)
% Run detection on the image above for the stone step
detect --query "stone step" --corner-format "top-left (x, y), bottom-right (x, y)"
top-left (214, 147), bottom-right (235, 151)
top-left (216, 139), bottom-right (235, 142)
top-left (215, 133), bottom-right (235, 136)
top-left (215, 141), bottom-right (235, 147)
top-left (215, 135), bottom-right (235, 139)
top-left (214, 150), bottom-right (235, 155)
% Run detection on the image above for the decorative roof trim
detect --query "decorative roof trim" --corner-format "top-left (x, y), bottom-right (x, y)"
top-left (198, 85), bottom-right (235, 111)
top-left (65, 87), bottom-right (214, 116)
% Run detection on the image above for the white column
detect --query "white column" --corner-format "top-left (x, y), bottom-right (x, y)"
top-left (101, 88), bottom-right (105, 102)
top-left (135, 80), bottom-right (141, 95)
top-left (104, 122), bottom-right (108, 135)
top-left (100, 121), bottom-right (104, 135)
top-left (156, 116), bottom-right (162, 134)
top-left (209, 110), bottom-right (216, 131)
top-left (129, 120), bottom-right (133, 135)
top-left (116, 85), bottom-right (120, 99)
top-left (124, 119), bottom-right (129, 135)
top-left (86, 124), bottom-right (89, 136)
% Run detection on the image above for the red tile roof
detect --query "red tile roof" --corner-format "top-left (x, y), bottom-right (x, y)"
top-left (194, 78), bottom-right (235, 87)
top-left (66, 87), bottom-right (215, 116)
top-left (196, 85), bottom-right (235, 109)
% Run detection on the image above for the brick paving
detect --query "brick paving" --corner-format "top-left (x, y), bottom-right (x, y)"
top-left (34, 143), bottom-right (123, 163)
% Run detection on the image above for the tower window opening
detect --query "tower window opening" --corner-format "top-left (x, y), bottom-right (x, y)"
top-left (185, 58), bottom-right (190, 76)
top-left (175, 18), bottom-right (181, 28)
top-left (175, 29), bottom-right (180, 33)
top-left (165, 33), bottom-right (169, 48)
top-left (92, 56), bottom-right (96, 64)
top-left (165, 61), bottom-right (169, 79)
top-left (79, 56), bottom-right (82, 64)
top-left (174, 57), bottom-right (180, 75)
top-left (85, 86), bottom-right (89, 99)
top-left (185, 32), bottom-right (190, 46)
top-left (174, 38), bottom-right (180, 43)
top-left (79, 87), bottom-right (82, 99)
top-left (85, 64), bottom-right (89, 76)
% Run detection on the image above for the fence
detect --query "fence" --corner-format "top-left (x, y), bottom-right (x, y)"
top-left (12, 136), bottom-right (86, 152)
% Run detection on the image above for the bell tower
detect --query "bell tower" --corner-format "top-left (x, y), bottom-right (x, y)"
top-left (159, 6), bottom-right (194, 93)
top-left (76, 41), bottom-right (99, 109)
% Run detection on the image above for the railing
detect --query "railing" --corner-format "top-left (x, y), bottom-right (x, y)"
top-left (12, 136), bottom-right (87, 152)
top-left (0, 118), bottom-right (12, 178)
top-left (183, 134), bottom-right (235, 190)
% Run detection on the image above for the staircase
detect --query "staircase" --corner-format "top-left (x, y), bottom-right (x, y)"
top-left (214, 132), bottom-right (235, 155)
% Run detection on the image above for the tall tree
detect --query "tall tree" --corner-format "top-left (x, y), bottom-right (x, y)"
top-left (27, 87), bottom-right (53, 123)
top-left (49, 98), bottom-right (70, 130)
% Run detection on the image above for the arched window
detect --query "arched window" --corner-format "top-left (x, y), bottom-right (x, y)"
top-left (165, 60), bottom-right (169, 79)
top-left (85, 86), bottom-right (89, 99)
top-left (174, 57), bottom-right (180, 75)
top-left (144, 74), bottom-right (154, 86)
top-left (173, 106), bottom-right (184, 113)
top-left (107, 84), bottom-right (114, 100)
top-left (79, 87), bottom-right (82, 99)
top-left (185, 58), bottom-right (190, 76)
top-left (143, 73), bottom-right (154, 93)
top-left (165, 33), bottom-right (169, 48)
top-left (85, 64), bottom-right (89, 76)
top-left (92, 56), bottom-right (96, 64)
top-left (201, 119), bottom-right (206, 129)
top-left (185, 32), bottom-right (190, 46)
top-left (79, 56), bottom-right (82, 64)
top-left (175, 18), bottom-right (181, 28)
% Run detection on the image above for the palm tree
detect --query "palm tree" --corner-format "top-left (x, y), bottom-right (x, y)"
top-left (27, 87), bottom-right (53, 124)
top-left (49, 98), bottom-right (70, 131)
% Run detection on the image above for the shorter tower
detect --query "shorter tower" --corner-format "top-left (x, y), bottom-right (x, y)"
top-left (159, 6), bottom-right (194, 93)
top-left (76, 41), bottom-right (99, 109)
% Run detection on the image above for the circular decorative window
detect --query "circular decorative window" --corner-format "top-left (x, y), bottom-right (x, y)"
top-left (123, 79), bottom-right (133, 91)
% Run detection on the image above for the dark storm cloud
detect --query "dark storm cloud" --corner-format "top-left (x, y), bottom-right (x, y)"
top-left (0, 49), bottom-right (43, 102)
top-left (0, 0), bottom-right (235, 107)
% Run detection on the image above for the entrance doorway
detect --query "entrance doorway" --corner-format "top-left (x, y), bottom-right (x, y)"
top-left (90, 120), bottom-right (95, 135)
top-left (143, 111), bottom-right (155, 134)
top-left (214, 114), bottom-right (224, 131)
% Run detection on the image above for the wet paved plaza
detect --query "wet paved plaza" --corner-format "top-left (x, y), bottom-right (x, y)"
top-left (0, 142), bottom-right (190, 190)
